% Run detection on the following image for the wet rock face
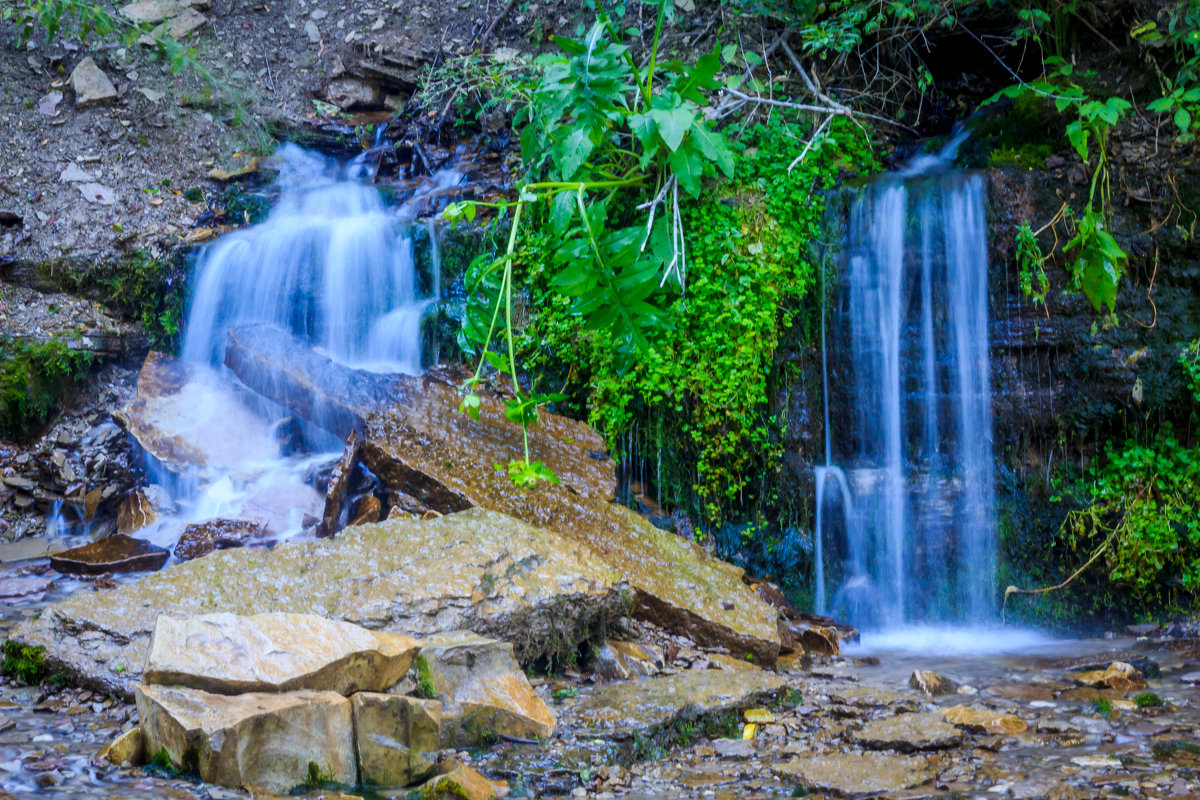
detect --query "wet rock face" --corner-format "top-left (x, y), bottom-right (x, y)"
top-left (48, 534), bottom-right (168, 575)
top-left (10, 508), bottom-right (627, 698)
top-left (174, 518), bottom-right (266, 561)
top-left (419, 631), bottom-right (555, 746)
top-left (225, 324), bottom-right (782, 665)
top-left (847, 711), bottom-right (964, 751)
top-left (772, 751), bottom-right (932, 796)
top-left (135, 685), bottom-right (357, 792)
top-left (143, 612), bottom-right (421, 695)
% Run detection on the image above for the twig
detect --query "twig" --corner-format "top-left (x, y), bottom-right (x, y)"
top-left (477, 0), bottom-right (519, 51)
top-left (722, 88), bottom-right (912, 130)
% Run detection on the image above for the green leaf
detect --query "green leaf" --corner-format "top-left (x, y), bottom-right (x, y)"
top-left (557, 126), bottom-right (595, 179)
top-left (648, 104), bottom-right (695, 151)
top-left (689, 122), bottom-right (734, 176)
top-left (1146, 96), bottom-right (1176, 112)
top-left (1175, 107), bottom-right (1192, 132)
top-left (667, 142), bottom-right (704, 196)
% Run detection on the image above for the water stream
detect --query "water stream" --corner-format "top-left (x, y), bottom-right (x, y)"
top-left (816, 135), bottom-right (996, 630)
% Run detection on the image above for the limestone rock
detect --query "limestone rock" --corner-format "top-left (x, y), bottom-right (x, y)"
top-left (326, 77), bottom-right (381, 109)
top-left (909, 669), bottom-right (956, 696)
top-left (49, 534), bottom-right (168, 575)
top-left (563, 670), bottom-right (786, 740)
top-left (1068, 662), bottom-right (1147, 693)
top-left (352, 693), bottom-right (440, 787)
top-left (417, 764), bottom-right (500, 800)
top-left (77, 182), bottom-right (118, 205)
top-left (174, 518), bottom-right (264, 560)
top-left (98, 727), bottom-right (145, 766)
top-left (592, 639), bottom-right (663, 681)
top-left (10, 508), bottom-right (625, 698)
top-left (773, 752), bottom-right (931, 796)
top-left (119, 0), bottom-right (206, 23)
top-left (848, 712), bottom-right (964, 751)
top-left (224, 324), bottom-right (780, 663)
top-left (136, 684), bottom-right (356, 792)
top-left (943, 704), bottom-right (1027, 734)
top-left (144, 612), bottom-right (420, 695)
top-left (419, 631), bottom-right (555, 746)
top-left (165, 7), bottom-right (206, 37)
top-left (70, 57), bottom-right (117, 107)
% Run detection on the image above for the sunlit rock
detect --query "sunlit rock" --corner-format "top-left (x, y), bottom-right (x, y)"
top-left (143, 612), bottom-right (420, 695)
top-left (848, 711), bottom-right (964, 751)
top-left (351, 693), bottom-right (440, 787)
top-left (909, 669), bottom-right (957, 696)
top-left (11, 508), bottom-right (625, 698)
top-left (943, 704), bottom-right (1027, 734)
top-left (135, 685), bottom-right (356, 792)
top-left (772, 752), bottom-right (931, 796)
top-left (419, 631), bottom-right (555, 746)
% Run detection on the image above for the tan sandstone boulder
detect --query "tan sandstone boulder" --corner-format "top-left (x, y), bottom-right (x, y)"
top-left (352, 693), bottom-right (441, 787)
top-left (143, 612), bottom-right (420, 695)
top-left (135, 684), bottom-right (356, 792)
top-left (419, 631), bottom-right (555, 746)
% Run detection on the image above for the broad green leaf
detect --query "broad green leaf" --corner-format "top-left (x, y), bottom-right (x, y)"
top-left (690, 122), bottom-right (735, 176)
top-left (1175, 107), bottom-right (1192, 131)
top-left (648, 104), bottom-right (696, 151)
top-left (557, 126), bottom-right (595, 179)
top-left (668, 142), bottom-right (704, 196)
top-left (1147, 96), bottom-right (1176, 112)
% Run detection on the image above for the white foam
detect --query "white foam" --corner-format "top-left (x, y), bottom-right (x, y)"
top-left (845, 625), bottom-right (1057, 656)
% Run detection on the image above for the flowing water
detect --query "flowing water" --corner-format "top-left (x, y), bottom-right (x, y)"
top-left (816, 135), bottom-right (996, 629)
top-left (126, 145), bottom-right (456, 550)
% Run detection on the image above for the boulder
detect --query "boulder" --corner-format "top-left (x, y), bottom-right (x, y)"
top-left (49, 534), bottom-right (168, 575)
top-left (943, 704), bottom-right (1027, 734)
top-left (847, 712), bottom-right (964, 751)
top-left (143, 612), bottom-right (421, 695)
top-left (10, 508), bottom-right (625, 698)
top-left (117, 491), bottom-right (158, 534)
top-left (70, 57), bottom-right (117, 107)
top-left (98, 727), bottom-right (145, 766)
top-left (326, 77), bottom-right (381, 109)
top-left (136, 684), bottom-right (356, 792)
top-left (772, 752), bottom-right (931, 796)
top-left (562, 670), bottom-right (786, 740)
top-left (1068, 662), bottom-right (1147, 693)
top-left (909, 669), bottom-right (956, 696)
top-left (592, 639), bottom-right (663, 681)
top-left (416, 764), bottom-right (500, 800)
top-left (174, 518), bottom-right (265, 560)
top-left (352, 693), bottom-right (440, 787)
top-left (224, 325), bottom-right (781, 664)
top-left (419, 631), bottom-right (555, 745)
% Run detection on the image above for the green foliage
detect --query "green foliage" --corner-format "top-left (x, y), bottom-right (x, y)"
top-left (0, 339), bottom-right (95, 441)
top-left (446, 2), bottom-right (739, 487)
top-left (1135, 3), bottom-right (1200, 142)
top-left (413, 655), bottom-right (437, 700)
top-left (64, 252), bottom-right (186, 351)
top-left (1091, 696), bottom-right (1113, 718)
top-left (1, 640), bottom-right (47, 683)
top-left (1063, 427), bottom-right (1200, 609)
top-left (986, 57), bottom-right (1130, 314)
top-left (1181, 339), bottom-right (1200, 405)
top-left (1015, 220), bottom-right (1049, 312)
top-left (1134, 691), bottom-right (1163, 708)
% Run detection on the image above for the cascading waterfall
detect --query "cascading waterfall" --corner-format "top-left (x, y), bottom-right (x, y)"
top-left (132, 144), bottom-right (456, 549)
top-left (816, 137), bottom-right (996, 629)
top-left (184, 144), bottom-right (454, 374)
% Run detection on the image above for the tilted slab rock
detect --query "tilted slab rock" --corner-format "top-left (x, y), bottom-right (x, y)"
top-left (561, 670), bottom-right (786, 740)
top-left (144, 612), bottom-right (420, 695)
top-left (352, 693), bottom-right (441, 787)
top-left (9, 508), bottom-right (625, 698)
top-left (224, 325), bottom-right (780, 664)
top-left (49, 534), bottom-right (168, 575)
top-left (136, 684), bottom-right (355, 792)
top-left (943, 704), bottom-right (1027, 734)
top-left (419, 631), bottom-right (555, 746)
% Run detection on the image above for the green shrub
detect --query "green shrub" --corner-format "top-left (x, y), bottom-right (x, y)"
top-left (1, 640), bottom-right (47, 683)
top-left (0, 339), bottom-right (95, 440)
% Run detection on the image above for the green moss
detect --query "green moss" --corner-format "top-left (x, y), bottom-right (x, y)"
top-left (0, 339), bottom-right (95, 441)
top-left (413, 655), bottom-right (437, 699)
top-left (987, 143), bottom-right (1055, 169)
top-left (1, 640), bottom-right (47, 683)
top-left (58, 251), bottom-right (187, 352)
top-left (1134, 692), bottom-right (1163, 708)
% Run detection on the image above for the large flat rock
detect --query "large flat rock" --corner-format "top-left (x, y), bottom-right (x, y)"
top-left (772, 752), bottom-right (932, 796)
top-left (225, 325), bottom-right (781, 663)
top-left (9, 508), bottom-right (626, 698)
top-left (143, 612), bottom-right (421, 695)
top-left (560, 670), bottom-right (786, 740)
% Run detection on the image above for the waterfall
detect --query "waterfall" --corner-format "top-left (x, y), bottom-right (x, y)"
top-left (816, 138), bottom-right (996, 628)
top-left (183, 144), bottom-right (456, 373)
top-left (129, 144), bottom-right (456, 549)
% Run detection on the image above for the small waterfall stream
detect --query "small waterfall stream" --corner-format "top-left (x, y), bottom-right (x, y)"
top-left (132, 145), bottom-right (457, 549)
top-left (816, 136), bottom-right (997, 629)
